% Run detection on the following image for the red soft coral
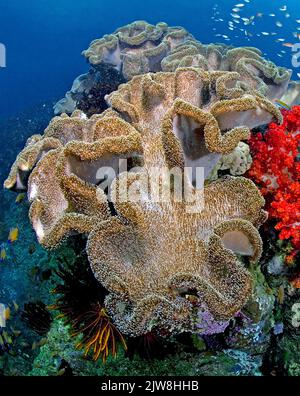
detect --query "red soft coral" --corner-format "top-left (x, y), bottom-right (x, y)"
top-left (248, 106), bottom-right (300, 263)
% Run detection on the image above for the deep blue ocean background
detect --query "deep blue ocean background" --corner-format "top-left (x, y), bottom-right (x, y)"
top-left (0, 0), bottom-right (299, 120)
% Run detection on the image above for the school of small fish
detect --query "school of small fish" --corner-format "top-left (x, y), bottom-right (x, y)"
top-left (212, 2), bottom-right (300, 61)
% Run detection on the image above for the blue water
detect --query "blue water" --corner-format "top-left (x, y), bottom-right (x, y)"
top-left (0, 0), bottom-right (299, 119)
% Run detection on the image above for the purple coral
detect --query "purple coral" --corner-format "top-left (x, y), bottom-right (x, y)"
top-left (196, 304), bottom-right (230, 335)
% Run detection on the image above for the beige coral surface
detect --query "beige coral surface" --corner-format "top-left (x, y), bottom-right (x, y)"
top-left (82, 21), bottom-right (291, 98)
top-left (161, 42), bottom-right (291, 100)
top-left (82, 21), bottom-right (194, 80)
top-left (56, 21), bottom-right (291, 116)
top-left (5, 60), bottom-right (284, 335)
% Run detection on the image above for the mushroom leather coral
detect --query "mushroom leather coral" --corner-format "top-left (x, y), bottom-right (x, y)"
top-left (87, 173), bottom-right (266, 336)
top-left (4, 67), bottom-right (277, 335)
top-left (82, 21), bottom-right (290, 99)
top-left (5, 111), bottom-right (113, 248)
top-left (82, 21), bottom-right (194, 80)
top-left (161, 42), bottom-right (291, 100)
top-left (86, 68), bottom-right (275, 335)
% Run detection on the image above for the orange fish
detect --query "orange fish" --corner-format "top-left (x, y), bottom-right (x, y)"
top-left (4, 307), bottom-right (11, 321)
top-left (8, 227), bottom-right (19, 243)
top-left (0, 246), bottom-right (7, 261)
top-left (282, 43), bottom-right (294, 48)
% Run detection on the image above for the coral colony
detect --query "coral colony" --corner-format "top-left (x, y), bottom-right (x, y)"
top-left (248, 106), bottom-right (300, 265)
top-left (4, 21), bottom-right (300, 366)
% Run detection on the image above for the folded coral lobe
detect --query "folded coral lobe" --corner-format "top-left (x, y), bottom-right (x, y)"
top-left (86, 67), bottom-right (272, 336)
top-left (82, 21), bottom-right (194, 80)
top-left (5, 111), bottom-right (112, 248)
top-left (106, 67), bottom-right (281, 179)
top-left (5, 35), bottom-right (279, 337)
top-left (87, 172), bottom-right (266, 336)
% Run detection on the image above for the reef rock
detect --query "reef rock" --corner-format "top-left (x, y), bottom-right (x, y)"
top-left (54, 65), bottom-right (125, 116)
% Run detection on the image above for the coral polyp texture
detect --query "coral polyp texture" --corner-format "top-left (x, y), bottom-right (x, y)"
top-left (280, 80), bottom-right (300, 107)
top-left (5, 111), bottom-right (113, 248)
top-left (161, 42), bottom-right (291, 100)
top-left (5, 29), bottom-right (285, 337)
top-left (106, 68), bottom-right (281, 179)
top-left (82, 21), bottom-right (290, 96)
top-left (87, 174), bottom-right (265, 336)
top-left (83, 67), bottom-right (277, 335)
top-left (82, 21), bottom-right (194, 80)
top-left (55, 21), bottom-right (290, 116)
top-left (54, 65), bottom-right (126, 116)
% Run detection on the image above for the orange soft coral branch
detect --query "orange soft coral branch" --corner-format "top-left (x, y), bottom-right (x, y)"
top-left (74, 306), bottom-right (127, 363)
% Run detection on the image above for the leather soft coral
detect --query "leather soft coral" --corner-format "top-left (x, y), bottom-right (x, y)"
top-left (5, 67), bottom-right (279, 336)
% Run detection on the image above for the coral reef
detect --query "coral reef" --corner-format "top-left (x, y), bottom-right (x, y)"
top-left (161, 43), bottom-right (291, 100)
top-left (5, 21), bottom-right (298, 373)
top-left (82, 21), bottom-right (194, 80)
top-left (29, 317), bottom-right (264, 376)
top-left (54, 65), bottom-right (125, 117)
top-left (84, 68), bottom-right (279, 336)
top-left (5, 66), bottom-right (283, 337)
top-left (225, 267), bottom-right (275, 355)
